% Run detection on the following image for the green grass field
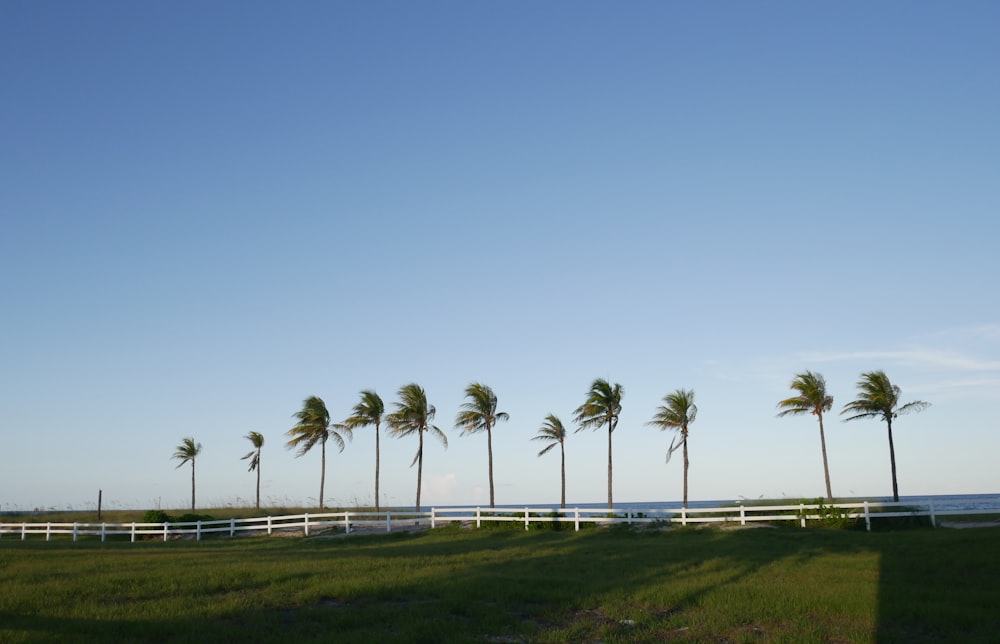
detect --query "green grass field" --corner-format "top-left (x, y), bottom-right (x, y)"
top-left (2, 523), bottom-right (998, 642)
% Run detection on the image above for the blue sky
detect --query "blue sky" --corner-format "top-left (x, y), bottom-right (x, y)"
top-left (2, 2), bottom-right (998, 511)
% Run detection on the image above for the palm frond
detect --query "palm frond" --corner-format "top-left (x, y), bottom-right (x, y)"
top-left (536, 442), bottom-right (557, 457)
top-left (647, 389), bottom-right (697, 435)
top-left (285, 396), bottom-right (332, 458)
top-left (342, 390), bottom-right (385, 431)
top-left (777, 371), bottom-right (832, 418)
top-left (841, 370), bottom-right (929, 423)
top-left (532, 414), bottom-right (566, 457)
top-left (573, 378), bottom-right (623, 433)
top-left (429, 424), bottom-right (448, 448)
top-left (898, 400), bottom-right (931, 415)
top-left (664, 435), bottom-right (682, 464)
top-left (454, 382), bottom-right (508, 435)
top-left (387, 383), bottom-right (435, 438)
top-left (171, 437), bottom-right (202, 468)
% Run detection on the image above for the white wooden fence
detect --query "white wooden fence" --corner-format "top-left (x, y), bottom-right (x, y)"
top-left (1, 500), bottom-right (995, 542)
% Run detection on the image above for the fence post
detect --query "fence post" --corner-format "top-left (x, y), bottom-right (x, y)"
top-left (525, 507), bottom-right (530, 531)
top-left (929, 499), bottom-right (937, 528)
top-left (46, 522), bottom-right (51, 541)
top-left (575, 508), bottom-right (580, 532)
top-left (267, 516), bottom-right (273, 536)
top-left (163, 522), bottom-right (169, 542)
top-left (230, 518), bottom-right (235, 538)
top-left (304, 513), bottom-right (310, 537)
top-left (431, 508), bottom-right (436, 530)
top-left (476, 507), bottom-right (481, 529)
top-left (74, 523), bottom-right (79, 542)
top-left (627, 510), bottom-right (632, 526)
top-left (740, 504), bottom-right (746, 526)
top-left (345, 512), bottom-right (351, 534)
top-left (102, 523), bottom-right (107, 542)
top-left (22, 523), bottom-right (27, 541)
top-left (800, 504), bottom-right (806, 528)
top-left (386, 511), bottom-right (391, 533)
top-left (681, 509), bottom-right (687, 527)
top-left (131, 522), bottom-right (136, 543)
top-left (864, 501), bottom-right (871, 532)
top-left (196, 521), bottom-right (202, 541)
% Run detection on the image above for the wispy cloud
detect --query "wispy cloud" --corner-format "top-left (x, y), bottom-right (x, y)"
top-left (919, 324), bottom-right (1000, 343)
top-left (797, 349), bottom-right (1000, 372)
top-left (908, 377), bottom-right (1000, 401)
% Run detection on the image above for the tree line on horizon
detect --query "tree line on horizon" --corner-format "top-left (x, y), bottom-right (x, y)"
top-left (171, 370), bottom-right (929, 512)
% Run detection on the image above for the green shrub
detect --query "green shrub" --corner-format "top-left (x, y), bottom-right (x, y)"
top-left (142, 510), bottom-right (174, 524)
top-left (805, 499), bottom-right (864, 530)
top-left (176, 513), bottom-right (215, 523)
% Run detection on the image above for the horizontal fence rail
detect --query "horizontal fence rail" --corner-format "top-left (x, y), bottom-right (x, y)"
top-left (1, 499), bottom-right (997, 542)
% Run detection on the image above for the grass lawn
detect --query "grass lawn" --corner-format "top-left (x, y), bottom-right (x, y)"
top-left (1, 523), bottom-right (998, 642)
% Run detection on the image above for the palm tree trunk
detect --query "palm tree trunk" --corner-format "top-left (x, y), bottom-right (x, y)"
top-left (487, 425), bottom-right (495, 508)
top-left (886, 418), bottom-right (900, 502)
top-left (416, 431), bottom-right (424, 512)
top-left (255, 455), bottom-right (261, 510)
top-left (319, 438), bottom-right (326, 510)
top-left (560, 444), bottom-right (566, 509)
top-left (374, 424), bottom-right (381, 513)
top-left (818, 415), bottom-right (833, 502)
top-left (191, 460), bottom-right (196, 511)
top-left (682, 431), bottom-right (689, 509)
top-left (607, 421), bottom-right (613, 509)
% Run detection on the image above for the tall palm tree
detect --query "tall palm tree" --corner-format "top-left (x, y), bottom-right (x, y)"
top-left (241, 431), bottom-right (265, 509)
top-left (172, 437), bottom-right (202, 511)
top-left (777, 371), bottom-right (835, 501)
top-left (285, 396), bottom-right (350, 510)
top-left (841, 370), bottom-right (930, 502)
top-left (340, 390), bottom-right (385, 512)
top-left (646, 389), bottom-right (697, 508)
top-left (532, 414), bottom-right (568, 509)
top-left (386, 383), bottom-right (447, 512)
top-left (573, 378), bottom-right (623, 509)
top-left (454, 383), bottom-right (509, 508)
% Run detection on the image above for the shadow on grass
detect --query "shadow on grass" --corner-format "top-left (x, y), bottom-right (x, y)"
top-left (873, 526), bottom-right (1000, 642)
top-left (3, 524), bottom-right (999, 642)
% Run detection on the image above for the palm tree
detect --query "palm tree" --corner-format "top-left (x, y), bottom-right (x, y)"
top-left (841, 370), bottom-right (930, 502)
top-left (646, 389), bottom-right (697, 509)
top-left (573, 378), bottom-right (623, 509)
top-left (454, 383), bottom-right (509, 508)
top-left (777, 371), bottom-right (835, 501)
top-left (241, 431), bottom-right (264, 509)
top-left (340, 390), bottom-right (385, 512)
top-left (172, 437), bottom-right (202, 511)
top-left (386, 383), bottom-right (447, 512)
top-left (532, 414), bottom-right (568, 509)
top-left (285, 396), bottom-right (350, 510)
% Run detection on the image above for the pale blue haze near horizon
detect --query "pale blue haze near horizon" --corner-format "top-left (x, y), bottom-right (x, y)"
top-left (2, 2), bottom-right (998, 511)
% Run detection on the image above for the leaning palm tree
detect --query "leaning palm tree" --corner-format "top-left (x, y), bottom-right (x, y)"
top-left (777, 371), bottom-right (835, 501)
top-left (285, 396), bottom-right (350, 509)
top-left (172, 437), bottom-right (202, 511)
top-left (340, 390), bottom-right (385, 512)
top-left (646, 389), bottom-right (697, 509)
top-left (241, 431), bottom-right (265, 509)
top-left (573, 378), bottom-right (623, 509)
top-left (386, 383), bottom-right (447, 512)
top-left (455, 383), bottom-right (509, 508)
top-left (841, 370), bottom-right (930, 502)
top-left (532, 414), bottom-right (568, 509)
